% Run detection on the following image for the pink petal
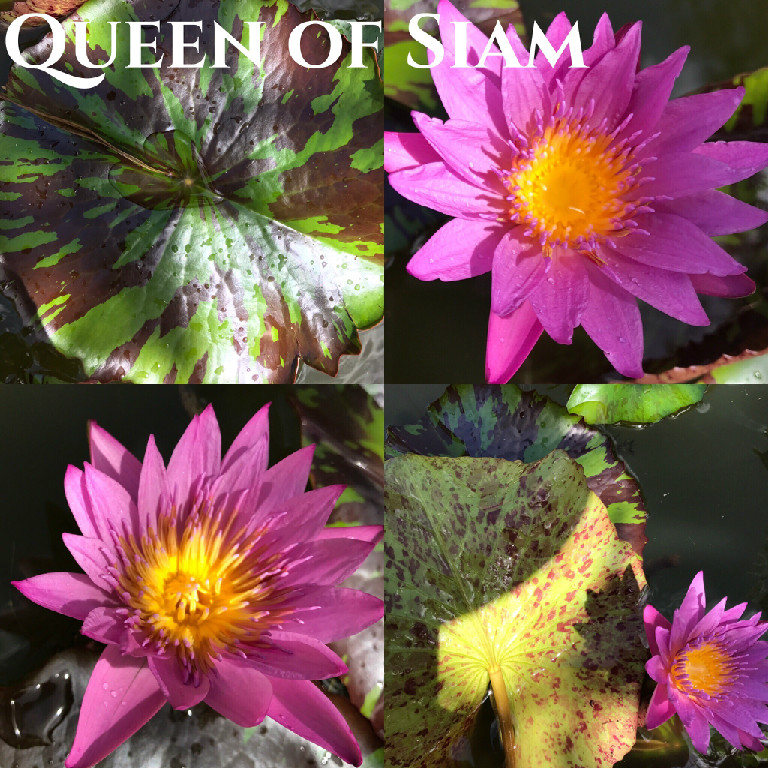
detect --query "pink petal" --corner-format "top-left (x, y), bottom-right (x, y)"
top-left (430, 0), bottom-right (505, 136)
top-left (13, 572), bottom-right (111, 620)
top-left (636, 152), bottom-right (743, 199)
top-left (527, 253), bottom-right (589, 344)
top-left (552, 13), bottom-right (614, 93)
top-left (579, 265), bottom-right (643, 378)
top-left (669, 688), bottom-right (711, 753)
top-left (670, 571), bottom-right (706, 655)
top-left (148, 656), bottom-right (210, 709)
top-left (267, 677), bottom-right (362, 767)
top-left (218, 402), bottom-right (270, 492)
top-left (64, 465), bottom-right (98, 540)
top-left (656, 190), bottom-right (768, 236)
top-left (618, 46), bottom-right (688, 139)
top-left (166, 403), bottom-right (221, 505)
top-left (250, 631), bottom-right (347, 680)
top-left (645, 655), bottom-right (668, 684)
top-left (284, 588), bottom-right (384, 643)
top-left (384, 131), bottom-right (441, 173)
top-left (694, 140), bottom-right (768, 180)
top-left (136, 434), bottom-right (168, 532)
top-left (62, 533), bottom-right (114, 592)
top-left (81, 606), bottom-right (125, 646)
top-left (645, 682), bottom-right (675, 730)
top-left (490, 229), bottom-right (545, 316)
top-left (388, 162), bottom-right (496, 219)
top-left (621, 214), bottom-right (746, 276)
top-left (569, 23), bottom-right (641, 131)
top-left (281, 540), bottom-right (380, 587)
top-left (88, 422), bottom-right (142, 498)
top-left (643, 604), bottom-right (672, 655)
top-left (485, 303), bottom-right (543, 383)
top-left (597, 248), bottom-right (710, 326)
top-left (315, 525), bottom-right (384, 544)
top-left (644, 88), bottom-right (744, 156)
top-left (407, 218), bottom-right (502, 281)
top-left (411, 113), bottom-right (505, 184)
top-left (690, 272), bottom-right (755, 298)
top-left (65, 647), bottom-right (166, 768)
top-left (205, 658), bottom-right (272, 726)
top-left (84, 463), bottom-right (139, 539)
top-left (253, 446), bottom-right (318, 515)
top-left (501, 58), bottom-right (547, 134)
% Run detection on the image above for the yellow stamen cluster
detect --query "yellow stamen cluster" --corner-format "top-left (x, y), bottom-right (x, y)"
top-left (116, 507), bottom-right (291, 679)
top-left (671, 641), bottom-right (734, 699)
top-left (504, 122), bottom-right (638, 256)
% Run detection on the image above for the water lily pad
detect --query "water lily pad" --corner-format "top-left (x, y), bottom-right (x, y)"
top-left (566, 385), bottom-right (707, 425)
top-left (386, 384), bottom-right (646, 553)
top-left (0, 0), bottom-right (383, 383)
top-left (0, 0), bottom-right (86, 25)
top-left (384, 452), bottom-right (646, 768)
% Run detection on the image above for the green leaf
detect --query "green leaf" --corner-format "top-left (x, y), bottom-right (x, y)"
top-left (710, 351), bottom-right (768, 383)
top-left (386, 384), bottom-right (646, 552)
top-left (566, 385), bottom-right (707, 424)
top-left (385, 452), bottom-right (646, 768)
top-left (0, 0), bottom-right (383, 383)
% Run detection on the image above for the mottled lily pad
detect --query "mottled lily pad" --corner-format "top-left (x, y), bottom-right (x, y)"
top-left (0, 0), bottom-right (86, 24)
top-left (0, 0), bottom-right (383, 383)
top-left (384, 452), bottom-right (646, 768)
top-left (566, 385), bottom-right (707, 425)
top-left (386, 384), bottom-right (646, 554)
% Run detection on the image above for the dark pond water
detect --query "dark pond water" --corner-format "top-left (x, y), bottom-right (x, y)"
top-left (384, 0), bottom-right (768, 383)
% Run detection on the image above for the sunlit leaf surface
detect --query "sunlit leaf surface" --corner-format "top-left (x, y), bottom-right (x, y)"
top-left (386, 384), bottom-right (646, 552)
top-left (566, 385), bottom-right (707, 425)
top-left (385, 452), bottom-right (646, 768)
top-left (0, 0), bottom-right (383, 382)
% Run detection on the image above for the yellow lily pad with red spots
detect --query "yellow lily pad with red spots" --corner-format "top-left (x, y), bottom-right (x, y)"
top-left (385, 451), bottom-right (646, 768)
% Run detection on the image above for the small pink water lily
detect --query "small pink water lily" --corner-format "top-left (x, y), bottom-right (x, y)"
top-left (644, 572), bottom-right (768, 753)
top-left (385, 1), bottom-right (768, 380)
top-left (13, 405), bottom-right (383, 768)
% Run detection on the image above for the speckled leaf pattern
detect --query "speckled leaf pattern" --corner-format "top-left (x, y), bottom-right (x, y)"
top-left (0, 0), bottom-right (87, 23)
top-left (384, 452), bottom-right (646, 768)
top-left (384, 0), bottom-right (524, 111)
top-left (385, 384), bottom-right (646, 553)
top-left (290, 385), bottom-right (384, 735)
top-left (566, 385), bottom-right (707, 425)
top-left (0, 0), bottom-right (383, 383)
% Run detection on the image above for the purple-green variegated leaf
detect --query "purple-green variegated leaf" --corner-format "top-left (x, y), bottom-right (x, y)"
top-left (386, 384), bottom-right (647, 555)
top-left (385, 452), bottom-right (646, 768)
top-left (0, 0), bottom-right (383, 383)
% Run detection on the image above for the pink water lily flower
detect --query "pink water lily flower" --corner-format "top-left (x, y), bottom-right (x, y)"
top-left (13, 405), bottom-right (383, 768)
top-left (385, 1), bottom-right (768, 380)
top-left (644, 572), bottom-right (768, 753)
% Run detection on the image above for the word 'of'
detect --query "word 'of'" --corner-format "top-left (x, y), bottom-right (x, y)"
top-left (4, 15), bottom-right (381, 89)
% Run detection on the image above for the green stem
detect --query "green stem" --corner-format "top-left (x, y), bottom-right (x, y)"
top-left (489, 666), bottom-right (516, 768)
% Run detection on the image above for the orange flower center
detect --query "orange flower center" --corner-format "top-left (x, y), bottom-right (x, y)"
top-left (503, 123), bottom-right (639, 256)
top-left (116, 507), bottom-right (291, 678)
top-left (671, 641), bottom-right (733, 698)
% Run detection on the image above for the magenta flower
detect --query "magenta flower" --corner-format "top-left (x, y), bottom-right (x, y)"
top-left (385, 1), bottom-right (768, 380)
top-left (644, 572), bottom-right (768, 753)
top-left (13, 405), bottom-right (383, 768)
